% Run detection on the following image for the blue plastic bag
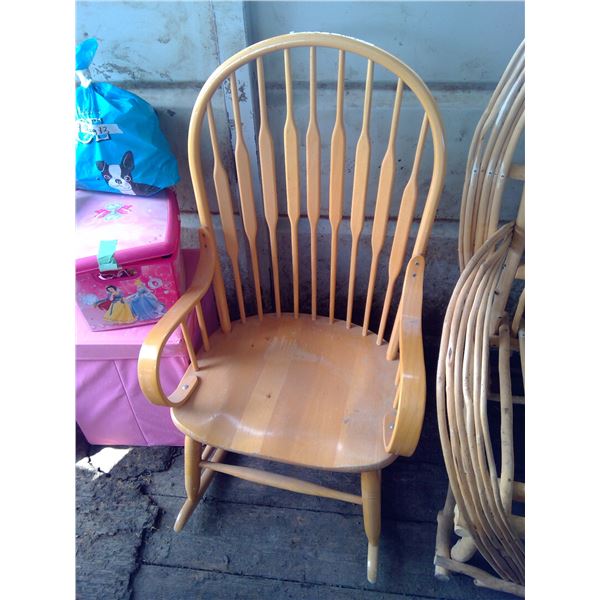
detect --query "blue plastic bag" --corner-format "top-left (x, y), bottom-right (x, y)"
top-left (75, 38), bottom-right (179, 196)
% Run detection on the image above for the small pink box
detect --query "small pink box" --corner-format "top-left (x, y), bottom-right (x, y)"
top-left (76, 249), bottom-right (218, 446)
top-left (76, 188), bottom-right (184, 331)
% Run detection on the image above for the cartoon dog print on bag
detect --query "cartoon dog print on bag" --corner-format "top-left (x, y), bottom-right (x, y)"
top-left (96, 150), bottom-right (161, 196)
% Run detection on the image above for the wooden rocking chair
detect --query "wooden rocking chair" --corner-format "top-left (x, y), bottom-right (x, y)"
top-left (138, 32), bottom-right (446, 583)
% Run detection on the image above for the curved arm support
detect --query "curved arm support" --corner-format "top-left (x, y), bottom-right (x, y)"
top-left (383, 255), bottom-right (426, 456)
top-left (138, 227), bottom-right (216, 408)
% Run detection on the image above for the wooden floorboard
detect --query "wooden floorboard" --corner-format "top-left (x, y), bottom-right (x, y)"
top-left (140, 493), bottom-right (512, 600)
top-left (133, 563), bottom-right (432, 600)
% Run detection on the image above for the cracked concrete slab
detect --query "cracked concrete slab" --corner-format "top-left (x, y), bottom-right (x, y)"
top-left (76, 475), bottom-right (158, 599)
top-left (76, 446), bottom-right (177, 599)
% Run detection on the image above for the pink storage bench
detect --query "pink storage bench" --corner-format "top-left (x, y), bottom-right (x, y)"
top-left (76, 249), bottom-right (218, 446)
top-left (75, 188), bottom-right (184, 332)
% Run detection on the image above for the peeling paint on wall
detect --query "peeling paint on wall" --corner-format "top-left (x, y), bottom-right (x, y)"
top-left (75, 0), bottom-right (524, 329)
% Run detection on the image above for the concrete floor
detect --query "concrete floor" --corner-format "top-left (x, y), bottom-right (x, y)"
top-left (75, 381), bottom-right (523, 600)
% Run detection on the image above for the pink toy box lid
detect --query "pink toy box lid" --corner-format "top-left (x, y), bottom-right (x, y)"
top-left (75, 188), bottom-right (180, 274)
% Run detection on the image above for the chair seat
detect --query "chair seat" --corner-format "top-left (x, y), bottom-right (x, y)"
top-left (171, 314), bottom-right (398, 471)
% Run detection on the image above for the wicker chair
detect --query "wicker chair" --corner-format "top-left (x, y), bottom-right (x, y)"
top-left (433, 41), bottom-right (525, 596)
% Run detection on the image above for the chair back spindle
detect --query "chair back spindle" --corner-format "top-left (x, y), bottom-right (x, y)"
top-left (188, 33), bottom-right (446, 352)
top-left (328, 50), bottom-right (347, 323)
top-left (362, 78), bottom-right (404, 336)
top-left (256, 57), bottom-right (282, 316)
top-left (306, 47), bottom-right (321, 321)
top-left (229, 74), bottom-right (264, 320)
top-left (283, 49), bottom-right (301, 318)
top-left (206, 104), bottom-right (246, 323)
top-left (346, 59), bottom-right (373, 328)
top-left (377, 114), bottom-right (429, 345)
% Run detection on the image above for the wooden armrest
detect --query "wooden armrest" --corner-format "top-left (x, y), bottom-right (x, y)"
top-left (383, 255), bottom-right (426, 456)
top-left (137, 227), bottom-right (216, 408)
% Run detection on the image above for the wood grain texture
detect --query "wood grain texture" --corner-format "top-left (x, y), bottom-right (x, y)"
top-left (230, 73), bottom-right (264, 319)
top-left (171, 314), bottom-right (397, 471)
top-left (498, 320), bottom-right (514, 515)
top-left (194, 304), bottom-right (210, 351)
top-left (361, 470), bottom-right (382, 583)
top-left (187, 110), bottom-right (231, 334)
top-left (143, 494), bottom-right (500, 600)
top-left (347, 60), bottom-right (374, 328)
top-left (174, 445), bottom-right (227, 533)
top-left (198, 461), bottom-right (363, 505)
top-left (383, 256), bottom-right (426, 456)
top-left (206, 104), bottom-right (246, 322)
top-left (133, 564), bottom-right (409, 600)
top-left (306, 46), bottom-right (321, 320)
top-left (256, 57), bottom-right (282, 316)
top-left (180, 321), bottom-right (198, 370)
top-left (377, 114), bottom-right (429, 345)
top-left (328, 50), bottom-right (346, 323)
top-left (284, 49), bottom-right (301, 318)
top-left (363, 79), bottom-right (404, 336)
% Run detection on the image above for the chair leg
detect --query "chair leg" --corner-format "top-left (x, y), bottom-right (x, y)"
top-left (174, 436), bottom-right (202, 532)
top-left (361, 470), bottom-right (381, 584)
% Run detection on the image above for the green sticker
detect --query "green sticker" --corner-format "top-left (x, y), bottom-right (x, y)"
top-left (97, 239), bottom-right (119, 272)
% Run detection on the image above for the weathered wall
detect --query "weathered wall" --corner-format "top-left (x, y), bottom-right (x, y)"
top-left (76, 0), bottom-right (524, 335)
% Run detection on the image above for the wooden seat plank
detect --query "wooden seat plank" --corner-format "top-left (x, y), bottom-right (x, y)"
top-left (172, 315), bottom-right (397, 471)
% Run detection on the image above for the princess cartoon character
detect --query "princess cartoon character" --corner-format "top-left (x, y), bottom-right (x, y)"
top-left (128, 279), bottom-right (165, 321)
top-left (97, 285), bottom-right (137, 324)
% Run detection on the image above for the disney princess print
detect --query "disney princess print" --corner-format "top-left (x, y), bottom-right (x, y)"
top-left (92, 278), bottom-right (166, 325)
top-left (128, 279), bottom-right (166, 320)
top-left (76, 258), bottom-right (179, 331)
top-left (96, 284), bottom-right (137, 324)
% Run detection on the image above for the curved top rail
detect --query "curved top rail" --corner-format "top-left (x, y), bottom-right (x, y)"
top-left (188, 32), bottom-right (446, 258)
